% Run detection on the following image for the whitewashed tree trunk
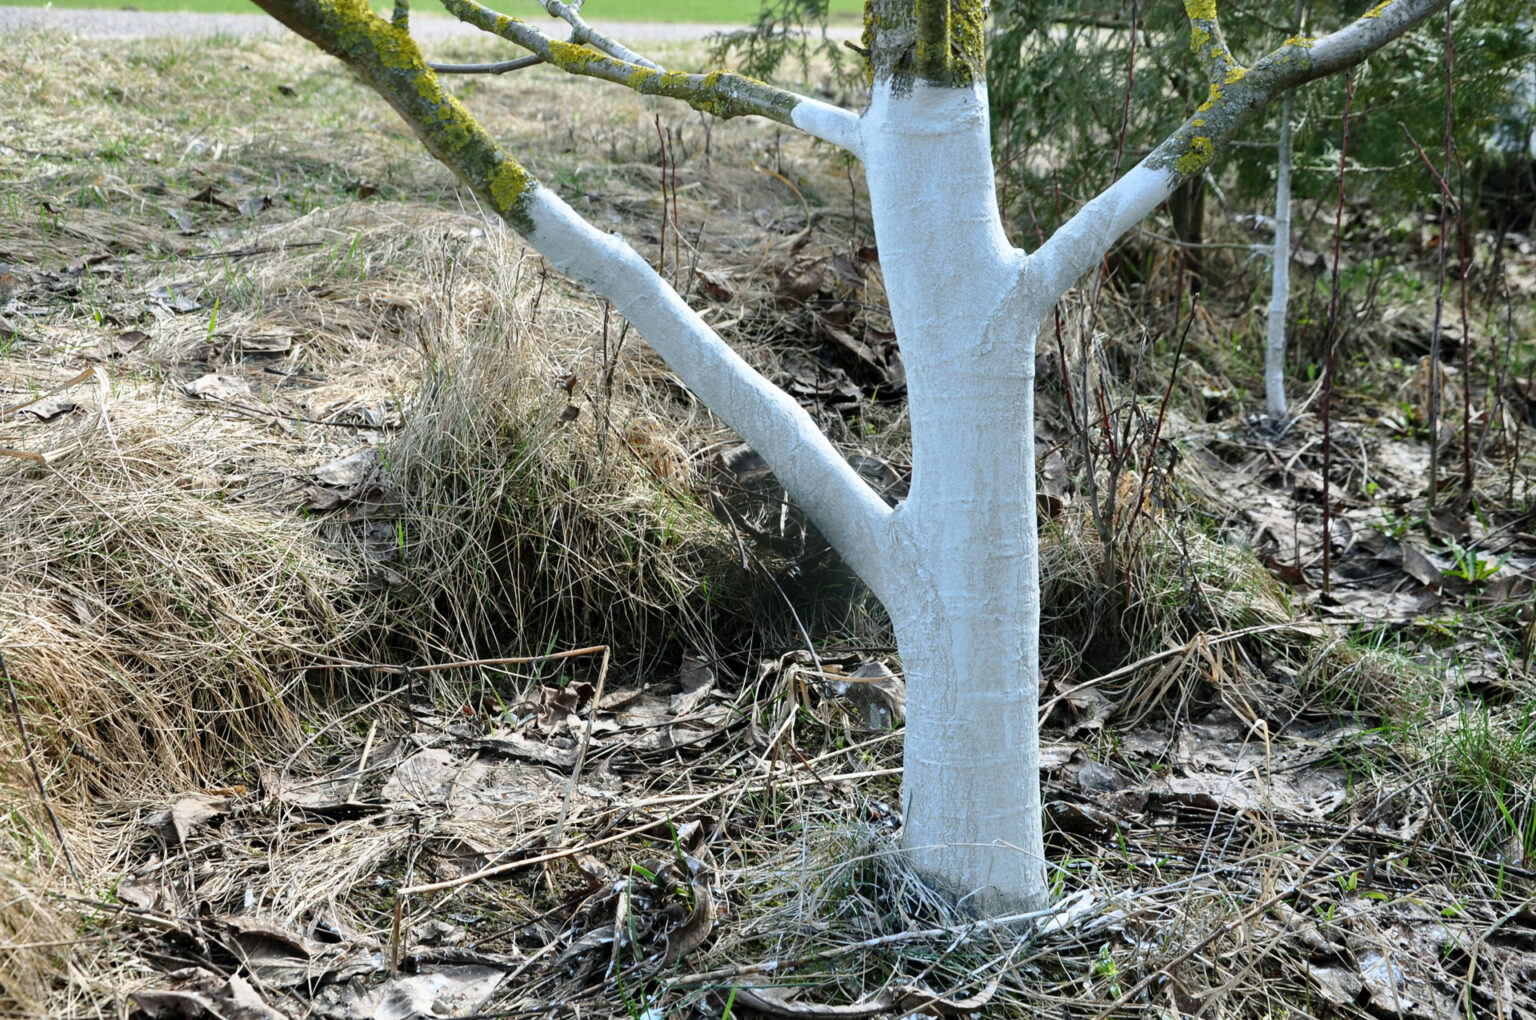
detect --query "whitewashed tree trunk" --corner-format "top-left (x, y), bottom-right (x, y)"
top-left (260, 0), bottom-right (1453, 916)
top-left (862, 80), bottom-right (1050, 911)
top-left (1266, 95), bottom-right (1295, 420)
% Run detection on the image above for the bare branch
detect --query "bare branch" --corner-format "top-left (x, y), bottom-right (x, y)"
top-left (434, 0), bottom-right (862, 152)
top-left (539, 0), bottom-right (658, 69)
top-left (1030, 0), bottom-right (1450, 301)
top-left (430, 55), bottom-right (542, 74)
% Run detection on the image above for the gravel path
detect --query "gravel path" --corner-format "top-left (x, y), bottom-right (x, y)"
top-left (0, 5), bottom-right (744, 40)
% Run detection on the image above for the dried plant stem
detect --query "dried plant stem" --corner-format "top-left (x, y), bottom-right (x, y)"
top-left (1427, 6), bottom-right (1455, 507)
top-left (1481, 276), bottom-right (1516, 466)
top-left (1124, 296), bottom-right (1196, 537)
top-left (1, 650), bottom-right (82, 891)
top-left (345, 720), bottom-right (377, 804)
top-left (1320, 70), bottom-right (1354, 597)
top-left (551, 645), bottom-right (610, 844)
top-left (390, 818), bottom-right (421, 973)
top-left (1456, 152), bottom-right (1473, 498)
top-left (655, 115), bottom-right (669, 284)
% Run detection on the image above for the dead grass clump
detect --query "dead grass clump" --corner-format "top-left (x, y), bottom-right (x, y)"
top-left (0, 864), bottom-right (71, 1014)
top-left (679, 818), bottom-right (1288, 1018)
top-left (0, 408), bottom-right (367, 795)
top-left (1038, 504), bottom-right (1303, 724)
top-left (379, 232), bottom-right (750, 669)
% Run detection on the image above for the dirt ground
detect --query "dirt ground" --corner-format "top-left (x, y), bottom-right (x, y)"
top-left (3, 20), bottom-right (1536, 1020)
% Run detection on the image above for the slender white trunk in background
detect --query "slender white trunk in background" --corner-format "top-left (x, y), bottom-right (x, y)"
top-left (861, 81), bottom-right (1050, 913)
top-left (1266, 95), bottom-right (1295, 420)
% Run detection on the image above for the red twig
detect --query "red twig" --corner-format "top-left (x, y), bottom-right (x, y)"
top-left (1456, 152), bottom-right (1473, 498)
top-left (1426, 7), bottom-right (1454, 506)
top-left (1126, 298), bottom-right (1197, 531)
top-left (654, 114), bottom-right (668, 281)
top-left (1398, 122), bottom-right (1459, 208)
top-left (1110, 0), bottom-right (1139, 183)
top-left (669, 124), bottom-right (682, 289)
top-left (1321, 70), bottom-right (1355, 598)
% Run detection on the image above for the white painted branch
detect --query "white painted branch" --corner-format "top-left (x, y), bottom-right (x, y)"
top-left (522, 186), bottom-right (897, 599)
top-left (1030, 161), bottom-right (1174, 300)
top-left (791, 99), bottom-right (864, 158)
top-left (1266, 94), bottom-right (1294, 421)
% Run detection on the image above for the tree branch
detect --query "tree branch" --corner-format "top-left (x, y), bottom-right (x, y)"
top-left (1183, 0), bottom-right (1244, 85)
top-left (1029, 0), bottom-right (1449, 300)
top-left (431, 55), bottom-right (541, 74)
top-left (248, 0), bottom-right (896, 597)
top-left (538, 0), bottom-right (658, 70)
top-left (435, 0), bottom-right (863, 154)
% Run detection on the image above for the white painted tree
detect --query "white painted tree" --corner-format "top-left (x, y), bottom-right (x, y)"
top-left (1265, 0), bottom-right (1307, 422)
top-left (254, 0), bottom-right (1449, 913)
top-left (1266, 91), bottom-right (1295, 420)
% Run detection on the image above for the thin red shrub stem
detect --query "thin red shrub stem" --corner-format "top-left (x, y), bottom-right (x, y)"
top-left (1321, 70), bottom-right (1354, 598)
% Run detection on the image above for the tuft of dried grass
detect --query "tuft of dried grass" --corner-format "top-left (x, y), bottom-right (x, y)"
top-left (0, 202), bottom-right (761, 1017)
top-left (0, 407), bottom-right (366, 792)
top-left (0, 865), bottom-right (73, 1012)
top-left (377, 225), bottom-right (750, 671)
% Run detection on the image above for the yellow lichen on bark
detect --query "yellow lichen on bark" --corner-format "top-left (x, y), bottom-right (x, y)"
top-left (488, 162), bottom-right (531, 215)
top-left (1176, 135), bottom-right (1215, 174)
top-left (1184, 0), bottom-right (1218, 21)
top-left (255, 0), bottom-right (538, 230)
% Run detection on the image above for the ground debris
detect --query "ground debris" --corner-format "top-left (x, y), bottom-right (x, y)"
top-left (134, 968), bottom-right (292, 1020)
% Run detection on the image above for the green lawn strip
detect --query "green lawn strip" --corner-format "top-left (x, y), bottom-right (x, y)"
top-left (1, 0), bottom-right (864, 22)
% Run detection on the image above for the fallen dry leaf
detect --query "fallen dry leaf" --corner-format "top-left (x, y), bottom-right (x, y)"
top-left (343, 965), bottom-right (506, 1020)
top-left (825, 661), bottom-right (905, 730)
top-left (18, 397), bottom-right (76, 421)
top-left (185, 373), bottom-right (250, 401)
top-left (155, 793), bottom-right (234, 844)
top-left (694, 267), bottom-right (735, 301)
top-left (134, 967), bottom-right (290, 1020)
